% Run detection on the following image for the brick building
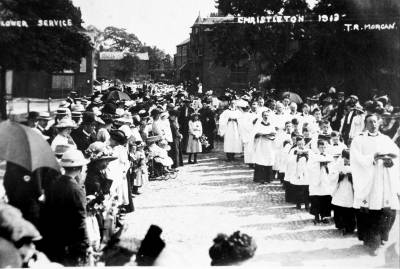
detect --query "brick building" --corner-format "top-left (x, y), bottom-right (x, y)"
top-left (175, 14), bottom-right (260, 93)
top-left (97, 51), bottom-right (149, 81)
top-left (174, 38), bottom-right (190, 82)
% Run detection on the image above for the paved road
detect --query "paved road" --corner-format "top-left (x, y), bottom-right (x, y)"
top-left (113, 143), bottom-right (400, 267)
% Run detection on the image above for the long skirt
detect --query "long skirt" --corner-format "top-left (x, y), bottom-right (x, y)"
top-left (253, 165), bottom-right (272, 183)
top-left (291, 184), bottom-right (309, 204)
top-left (356, 208), bottom-right (396, 250)
top-left (309, 195), bottom-right (332, 218)
top-left (333, 205), bottom-right (356, 233)
top-left (168, 140), bottom-right (183, 167)
top-left (186, 134), bottom-right (202, 153)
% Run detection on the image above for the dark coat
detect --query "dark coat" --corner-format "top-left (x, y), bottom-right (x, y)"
top-left (178, 105), bottom-right (194, 151)
top-left (43, 175), bottom-right (89, 262)
top-left (3, 162), bottom-right (42, 227)
top-left (199, 106), bottom-right (216, 150)
top-left (168, 119), bottom-right (183, 167)
top-left (85, 165), bottom-right (113, 198)
top-left (71, 127), bottom-right (97, 152)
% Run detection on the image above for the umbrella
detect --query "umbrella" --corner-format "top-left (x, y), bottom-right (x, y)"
top-left (0, 120), bottom-right (60, 172)
top-left (282, 91), bottom-right (303, 104)
top-left (106, 90), bottom-right (131, 102)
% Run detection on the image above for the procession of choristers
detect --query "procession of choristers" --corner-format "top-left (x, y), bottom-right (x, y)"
top-left (2, 82), bottom-right (400, 265)
top-left (217, 88), bottom-right (400, 256)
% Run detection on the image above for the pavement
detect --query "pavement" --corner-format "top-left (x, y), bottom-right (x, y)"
top-left (111, 142), bottom-right (400, 267)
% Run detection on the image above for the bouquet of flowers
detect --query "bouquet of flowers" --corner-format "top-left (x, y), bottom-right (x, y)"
top-left (199, 134), bottom-right (210, 148)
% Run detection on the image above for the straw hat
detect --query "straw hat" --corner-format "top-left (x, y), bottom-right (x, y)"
top-left (146, 135), bottom-right (162, 143)
top-left (86, 142), bottom-right (117, 162)
top-left (55, 118), bottom-right (77, 128)
top-left (59, 100), bottom-right (70, 108)
top-left (119, 125), bottom-right (133, 139)
top-left (59, 149), bottom-right (89, 167)
top-left (352, 104), bottom-right (364, 113)
top-left (55, 108), bottom-right (71, 117)
top-left (37, 112), bottom-right (52, 121)
top-left (71, 104), bottom-right (85, 112)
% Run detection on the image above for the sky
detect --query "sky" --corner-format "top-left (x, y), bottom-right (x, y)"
top-left (72, 0), bottom-right (218, 55)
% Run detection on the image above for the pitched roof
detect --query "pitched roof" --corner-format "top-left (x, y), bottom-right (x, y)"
top-left (177, 38), bottom-right (190, 47)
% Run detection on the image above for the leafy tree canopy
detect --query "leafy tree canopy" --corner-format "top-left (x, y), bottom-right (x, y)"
top-left (0, 0), bottom-right (92, 72)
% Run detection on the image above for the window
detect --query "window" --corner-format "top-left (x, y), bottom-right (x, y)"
top-left (79, 57), bottom-right (87, 73)
top-left (52, 75), bottom-right (74, 89)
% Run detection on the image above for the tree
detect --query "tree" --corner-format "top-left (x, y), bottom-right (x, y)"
top-left (102, 26), bottom-right (142, 52)
top-left (273, 0), bottom-right (400, 100)
top-left (0, 0), bottom-right (92, 118)
top-left (115, 54), bottom-right (141, 81)
top-left (212, 0), bottom-right (311, 86)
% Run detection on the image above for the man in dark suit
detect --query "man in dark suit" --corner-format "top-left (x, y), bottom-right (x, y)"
top-left (168, 110), bottom-right (184, 168)
top-left (340, 95), bottom-right (359, 145)
top-left (42, 149), bottom-right (89, 265)
top-left (71, 112), bottom-right (98, 152)
top-left (178, 100), bottom-right (194, 153)
top-left (36, 112), bottom-right (52, 141)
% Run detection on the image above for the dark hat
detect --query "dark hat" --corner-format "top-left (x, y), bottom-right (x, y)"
top-left (109, 129), bottom-right (128, 145)
top-left (81, 112), bottom-right (96, 125)
top-left (102, 103), bottom-right (117, 115)
top-left (342, 149), bottom-right (350, 159)
top-left (169, 109), bottom-right (180, 118)
top-left (27, 111), bottom-right (39, 121)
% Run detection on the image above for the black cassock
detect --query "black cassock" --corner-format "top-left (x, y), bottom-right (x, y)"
top-left (199, 106), bottom-right (216, 151)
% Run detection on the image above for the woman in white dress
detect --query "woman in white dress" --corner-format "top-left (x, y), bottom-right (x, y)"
top-left (186, 113), bottom-right (203, 164)
top-left (51, 118), bottom-right (77, 151)
top-left (107, 129), bottom-right (133, 212)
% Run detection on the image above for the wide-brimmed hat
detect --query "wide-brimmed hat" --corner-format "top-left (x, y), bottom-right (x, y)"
top-left (71, 104), bottom-right (85, 112)
top-left (86, 142), bottom-right (117, 162)
top-left (109, 129), bottom-right (128, 145)
top-left (146, 135), bottom-right (162, 143)
top-left (55, 108), bottom-right (71, 116)
top-left (352, 104), bottom-right (364, 113)
top-left (59, 149), bottom-right (89, 167)
top-left (59, 100), bottom-right (70, 108)
top-left (55, 118), bottom-right (77, 128)
top-left (349, 95), bottom-right (359, 101)
top-left (119, 125), bottom-right (133, 139)
top-left (37, 112), bottom-right (52, 121)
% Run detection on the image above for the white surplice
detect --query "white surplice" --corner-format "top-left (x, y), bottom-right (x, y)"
top-left (219, 109), bottom-right (243, 153)
top-left (350, 132), bottom-right (400, 210)
top-left (249, 121), bottom-right (278, 166)
top-left (238, 111), bottom-right (258, 163)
